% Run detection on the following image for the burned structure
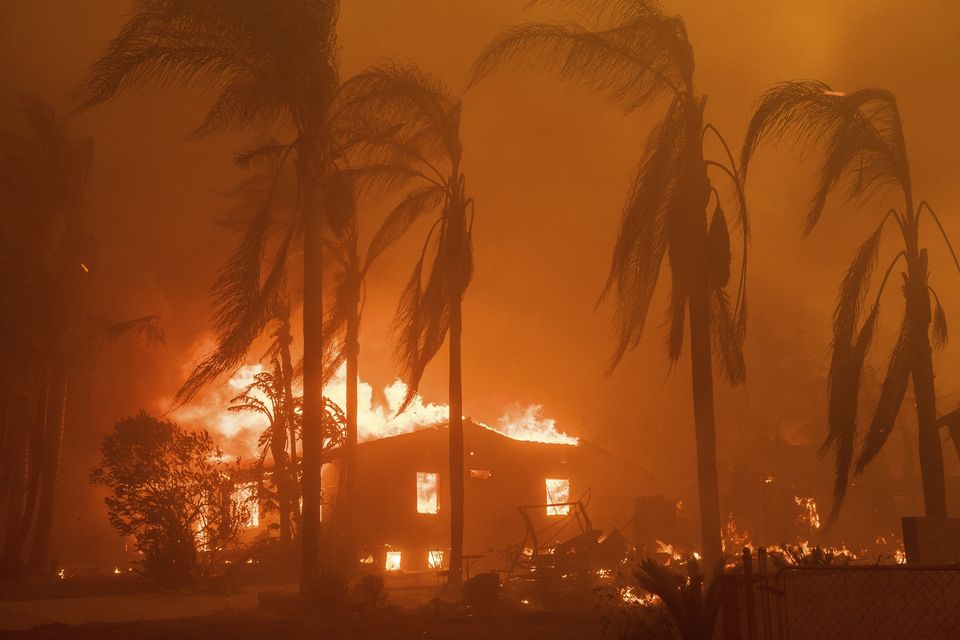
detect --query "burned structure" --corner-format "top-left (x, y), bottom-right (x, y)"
top-left (239, 419), bottom-right (651, 574)
top-left (322, 419), bottom-right (651, 574)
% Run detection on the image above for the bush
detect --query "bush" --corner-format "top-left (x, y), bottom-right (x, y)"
top-left (90, 411), bottom-right (251, 585)
top-left (462, 572), bottom-right (500, 608)
top-left (354, 574), bottom-right (387, 609)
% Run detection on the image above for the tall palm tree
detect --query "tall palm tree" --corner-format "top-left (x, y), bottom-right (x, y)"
top-left (471, 0), bottom-right (747, 564)
top-left (75, 0), bottom-right (343, 593)
top-left (741, 81), bottom-right (960, 521)
top-left (0, 97), bottom-right (163, 576)
top-left (336, 65), bottom-right (474, 584)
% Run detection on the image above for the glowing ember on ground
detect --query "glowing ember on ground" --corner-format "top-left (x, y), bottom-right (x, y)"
top-left (620, 586), bottom-right (661, 606)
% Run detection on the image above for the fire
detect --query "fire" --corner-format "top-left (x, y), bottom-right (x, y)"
top-left (794, 496), bottom-right (822, 531)
top-left (620, 586), bottom-right (661, 607)
top-left (723, 512), bottom-right (751, 551)
top-left (485, 405), bottom-right (578, 445)
top-left (174, 362), bottom-right (579, 458)
top-left (656, 539), bottom-right (683, 562)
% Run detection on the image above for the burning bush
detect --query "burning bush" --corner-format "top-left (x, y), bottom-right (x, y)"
top-left (90, 412), bottom-right (251, 585)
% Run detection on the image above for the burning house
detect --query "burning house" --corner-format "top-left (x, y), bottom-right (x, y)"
top-left (236, 418), bottom-right (651, 575)
top-left (320, 420), bottom-right (652, 574)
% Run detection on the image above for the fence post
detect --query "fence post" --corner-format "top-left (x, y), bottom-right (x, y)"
top-left (757, 547), bottom-right (775, 639)
top-left (743, 547), bottom-right (757, 640)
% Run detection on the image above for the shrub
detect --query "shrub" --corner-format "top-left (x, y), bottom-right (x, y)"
top-left (90, 411), bottom-right (251, 585)
top-left (462, 572), bottom-right (500, 607)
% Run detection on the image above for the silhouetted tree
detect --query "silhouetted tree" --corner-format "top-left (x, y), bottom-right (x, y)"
top-left (90, 412), bottom-right (250, 585)
top-left (228, 356), bottom-right (297, 542)
top-left (336, 65), bottom-right (475, 584)
top-left (0, 97), bottom-right (162, 576)
top-left (634, 557), bottom-right (722, 640)
top-left (472, 0), bottom-right (748, 564)
top-left (741, 81), bottom-right (960, 521)
top-left (75, 0), bottom-right (345, 594)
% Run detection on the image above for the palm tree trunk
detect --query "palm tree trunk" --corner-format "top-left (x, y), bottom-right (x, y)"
top-left (270, 428), bottom-right (291, 543)
top-left (342, 278), bottom-right (359, 568)
top-left (447, 296), bottom-right (465, 586)
top-left (688, 283), bottom-right (724, 567)
top-left (299, 150), bottom-right (325, 595)
top-left (277, 321), bottom-right (300, 537)
top-left (17, 376), bottom-right (49, 547)
top-left (27, 371), bottom-right (67, 576)
top-left (1, 394), bottom-right (31, 575)
top-left (906, 248), bottom-right (947, 517)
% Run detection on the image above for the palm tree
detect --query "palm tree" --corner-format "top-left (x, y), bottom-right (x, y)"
top-left (228, 355), bottom-right (295, 541)
top-left (634, 557), bottom-right (722, 640)
top-left (75, 0), bottom-right (343, 593)
top-left (741, 81), bottom-right (960, 521)
top-left (0, 97), bottom-right (163, 576)
top-left (471, 0), bottom-right (748, 564)
top-left (335, 65), bottom-right (475, 584)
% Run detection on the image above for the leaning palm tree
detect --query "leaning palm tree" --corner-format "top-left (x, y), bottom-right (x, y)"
top-left (75, 0), bottom-right (343, 594)
top-left (471, 0), bottom-right (747, 564)
top-left (336, 65), bottom-right (475, 584)
top-left (741, 81), bottom-right (960, 521)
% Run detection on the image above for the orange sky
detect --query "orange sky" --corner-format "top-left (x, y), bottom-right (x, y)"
top-left (3, 1), bottom-right (960, 553)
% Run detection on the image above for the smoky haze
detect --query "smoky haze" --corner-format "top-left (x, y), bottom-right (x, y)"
top-left (3, 0), bottom-right (960, 564)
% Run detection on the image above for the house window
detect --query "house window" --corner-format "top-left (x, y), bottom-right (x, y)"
top-left (233, 482), bottom-right (259, 528)
top-left (469, 469), bottom-right (492, 480)
top-left (545, 478), bottom-right (570, 516)
top-left (427, 549), bottom-right (444, 569)
top-left (385, 551), bottom-right (402, 572)
top-left (417, 472), bottom-right (439, 514)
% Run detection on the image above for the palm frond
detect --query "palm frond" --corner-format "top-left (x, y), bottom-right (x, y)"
top-left (741, 81), bottom-right (907, 235)
top-left (174, 198), bottom-right (293, 407)
top-left (834, 221), bottom-right (885, 349)
top-left (855, 314), bottom-right (910, 474)
top-left (364, 185), bottom-right (446, 271)
top-left (602, 95), bottom-right (686, 369)
top-left (666, 285), bottom-right (685, 361)
top-left (707, 201), bottom-right (731, 287)
top-left (470, 16), bottom-right (691, 112)
top-left (823, 300), bottom-right (879, 524)
top-left (930, 287), bottom-right (948, 349)
top-left (711, 287), bottom-right (745, 384)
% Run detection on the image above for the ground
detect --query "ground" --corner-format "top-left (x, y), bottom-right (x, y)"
top-left (0, 608), bottom-right (603, 640)
top-left (0, 575), bottom-right (608, 640)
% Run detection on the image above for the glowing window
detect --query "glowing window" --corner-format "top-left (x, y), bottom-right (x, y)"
top-left (469, 469), bottom-right (492, 480)
top-left (427, 549), bottom-right (444, 569)
top-left (545, 478), bottom-right (570, 516)
top-left (385, 551), bottom-right (402, 571)
top-left (233, 482), bottom-right (259, 528)
top-left (417, 472), bottom-right (439, 514)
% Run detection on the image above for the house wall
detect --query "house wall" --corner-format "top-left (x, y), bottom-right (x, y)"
top-left (323, 423), bottom-right (651, 574)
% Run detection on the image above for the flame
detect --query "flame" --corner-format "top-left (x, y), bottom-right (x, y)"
top-left (794, 496), bottom-right (822, 531)
top-left (620, 586), bottom-right (660, 607)
top-left (484, 405), bottom-right (578, 445)
top-left (174, 362), bottom-right (578, 458)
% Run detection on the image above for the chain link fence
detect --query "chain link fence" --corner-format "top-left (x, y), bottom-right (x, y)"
top-left (719, 553), bottom-right (960, 639)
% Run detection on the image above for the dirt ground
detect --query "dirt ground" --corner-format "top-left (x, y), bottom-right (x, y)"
top-left (0, 607), bottom-right (604, 640)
